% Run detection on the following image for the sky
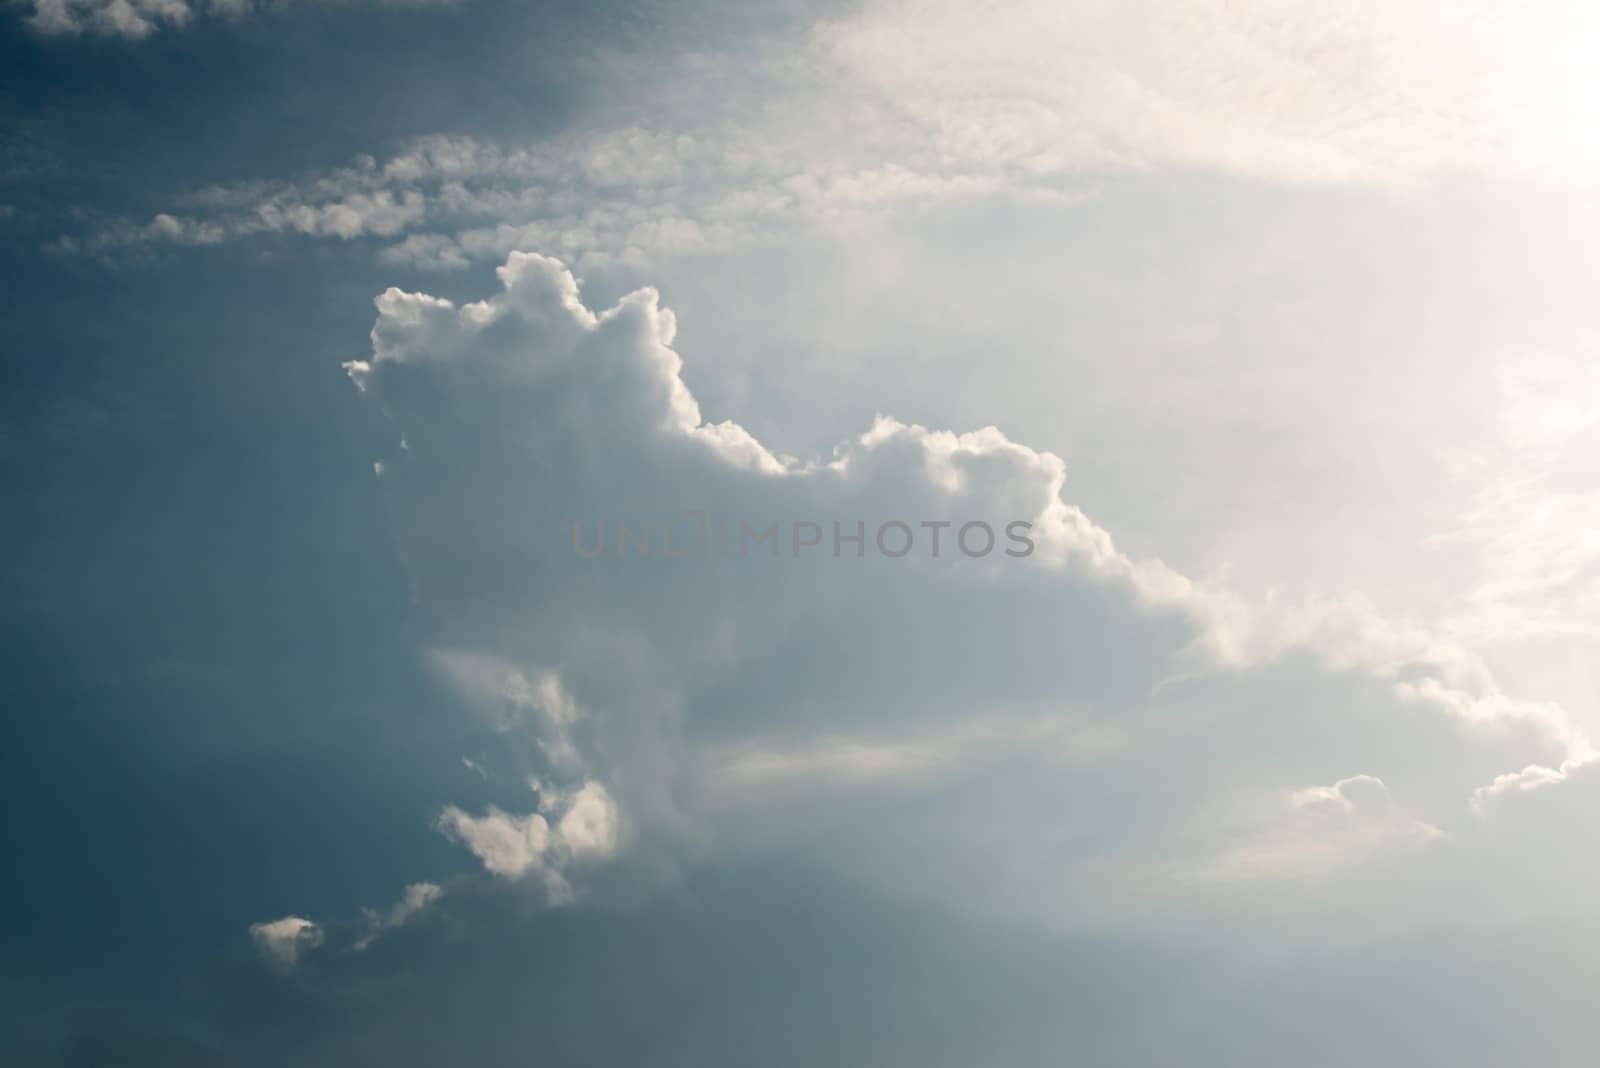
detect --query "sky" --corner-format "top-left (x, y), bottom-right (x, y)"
top-left (3, 1), bottom-right (1600, 1064)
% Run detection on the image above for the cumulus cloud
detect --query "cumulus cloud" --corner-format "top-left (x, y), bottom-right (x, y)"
top-left (415, 654), bottom-right (626, 899)
top-left (248, 915), bottom-right (324, 971)
top-left (438, 781), bottom-right (622, 901)
top-left (329, 250), bottom-right (1593, 929)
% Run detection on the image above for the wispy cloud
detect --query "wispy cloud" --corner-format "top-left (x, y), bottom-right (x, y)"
top-left (22, 0), bottom-right (459, 39)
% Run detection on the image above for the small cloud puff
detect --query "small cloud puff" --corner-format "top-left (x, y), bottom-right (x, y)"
top-left (438, 780), bottom-right (622, 902)
top-left (249, 915), bottom-right (325, 972)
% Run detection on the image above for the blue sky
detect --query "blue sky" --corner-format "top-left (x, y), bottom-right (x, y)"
top-left (4, 2), bottom-right (1600, 1064)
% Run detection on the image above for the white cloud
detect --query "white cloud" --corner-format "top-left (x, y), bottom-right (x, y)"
top-left (554, 780), bottom-right (624, 858)
top-left (701, 715), bottom-right (1122, 797)
top-left (820, 0), bottom-right (1600, 186)
top-left (354, 882), bottom-right (443, 950)
top-left (417, 656), bottom-right (624, 900)
top-left (437, 806), bottom-right (551, 879)
top-left (52, 2), bottom-right (1600, 264)
top-left (1289, 773), bottom-right (1396, 814)
top-left (27, 0), bottom-right (194, 37)
top-left (1432, 359), bottom-right (1600, 651)
top-left (248, 915), bottom-right (324, 971)
top-left (428, 653), bottom-right (588, 775)
top-left (438, 781), bottom-right (621, 902)
top-left (1188, 774), bottom-right (1443, 885)
top-left (250, 883), bottom-right (445, 967)
top-left (338, 250), bottom-right (1591, 928)
top-left (23, 0), bottom-right (458, 38)
top-left (58, 127), bottom-right (1047, 266)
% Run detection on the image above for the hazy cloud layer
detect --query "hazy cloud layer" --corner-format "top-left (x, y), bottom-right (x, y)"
top-left (820, 0), bottom-right (1600, 185)
top-left (50, 2), bottom-right (1600, 264)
